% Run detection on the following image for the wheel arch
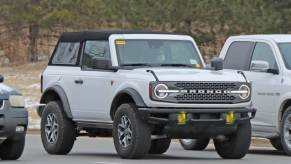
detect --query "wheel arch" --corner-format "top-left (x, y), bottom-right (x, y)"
top-left (278, 98), bottom-right (291, 128)
top-left (110, 88), bottom-right (146, 120)
top-left (38, 85), bottom-right (73, 119)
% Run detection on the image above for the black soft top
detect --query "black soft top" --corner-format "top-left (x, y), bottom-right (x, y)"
top-left (59, 31), bottom-right (182, 42)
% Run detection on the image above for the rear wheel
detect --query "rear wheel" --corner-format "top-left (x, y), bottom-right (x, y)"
top-left (280, 106), bottom-right (291, 155)
top-left (113, 103), bottom-right (151, 159)
top-left (214, 121), bottom-right (251, 159)
top-left (270, 138), bottom-right (283, 151)
top-left (41, 101), bottom-right (76, 155)
top-left (149, 138), bottom-right (171, 154)
top-left (179, 138), bottom-right (210, 150)
top-left (0, 135), bottom-right (25, 160)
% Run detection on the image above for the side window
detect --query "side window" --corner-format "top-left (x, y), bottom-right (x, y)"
top-left (82, 40), bottom-right (111, 70)
top-left (51, 42), bottom-right (80, 65)
top-left (251, 42), bottom-right (278, 70)
top-left (224, 41), bottom-right (255, 70)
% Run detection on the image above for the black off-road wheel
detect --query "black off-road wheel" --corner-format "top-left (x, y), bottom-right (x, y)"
top-left (149, 138), bottom-right (171, 154)
top-left (280, 106), bottom-right (291, 155)
top-left (270, 138), bottom-right (283, 151)
top-left (113, 103), bottom-right (151, 159)
top-left (179, 138), bottom-right (210, 150)
top-left (0, 135), bottom-right (25, 160)
top-left (41, 101), bottom-right (76, 155)
top-left (214, 120), bottom-right (251, 159)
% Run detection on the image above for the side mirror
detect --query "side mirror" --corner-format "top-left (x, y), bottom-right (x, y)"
top-left (0, 75), bottom-right (4, 83)
top-left (211, 57), bottom-right (224, 70)
top-left (267, 68), bottom-right (279, 74)
top-left (92, 59), bottom-right (118, 72)
top-left (250, 60), bottom-right (279, 74)
top-left (250, 60), bottom-right (269, 72)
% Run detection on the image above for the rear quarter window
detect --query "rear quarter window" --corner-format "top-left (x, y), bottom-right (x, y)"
top-left (50, 42), bottom-right (80, 65)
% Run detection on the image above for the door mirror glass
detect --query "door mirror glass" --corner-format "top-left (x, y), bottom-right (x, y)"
top-left (210, 57), bottom-right (224, 70)
top-left (250, 60), bottom-right (269, 72)
top-left (93, 59), bottom-right (112, 69)
top-left (0, 75), bottom-right (3, 83)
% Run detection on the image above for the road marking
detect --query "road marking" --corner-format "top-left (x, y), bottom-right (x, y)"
top-left (91, 162), bottom-right (122, 164)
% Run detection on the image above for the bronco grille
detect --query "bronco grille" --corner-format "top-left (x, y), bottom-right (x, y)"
top-left (150, 81), bottom-right (251, 104)
top-left (175, 82), bottom-right (236, 90)
top-left (175, 93), bottom-right (235, 101)
top-left (174, 82), bottom-right (237, 103)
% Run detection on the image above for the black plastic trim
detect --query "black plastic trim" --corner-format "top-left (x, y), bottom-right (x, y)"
top-left (39, 85), bottom-right (73, 119)
top-left (138, 107), bottom-right (256, 115)
top-left (110, 88), bottom-right (147, 119)
top-left (77, 121), bottom-right (113, 129)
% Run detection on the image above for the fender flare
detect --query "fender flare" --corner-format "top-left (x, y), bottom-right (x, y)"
top-left (39, 85), bottom-right (73, 119)
top-left (110, 88), bottom-right (147, 118)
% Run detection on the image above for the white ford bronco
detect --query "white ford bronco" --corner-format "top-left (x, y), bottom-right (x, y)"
top-left (38, 31), bottom-right (256, 159)
top-left (217, 35), bottom-right (291, 155)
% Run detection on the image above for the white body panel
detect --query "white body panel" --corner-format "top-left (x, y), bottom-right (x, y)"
top-left (219, 35), bottom-right (291, 138)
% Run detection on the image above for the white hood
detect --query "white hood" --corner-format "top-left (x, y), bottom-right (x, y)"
top-left (131, 67), bottom-right (246, 82)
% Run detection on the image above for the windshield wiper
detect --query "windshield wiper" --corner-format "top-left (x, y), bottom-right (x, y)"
top-left (160, 63), bottom-right (195, 68)
top-left (120, 63), bottom-right (152, 67)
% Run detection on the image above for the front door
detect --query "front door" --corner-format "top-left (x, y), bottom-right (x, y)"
top-left (70, 40), bottom-right (114, 122)
top-left (245, 42), bottom-right (282, 128)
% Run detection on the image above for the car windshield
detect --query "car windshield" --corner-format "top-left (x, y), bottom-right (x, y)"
top-left (115, 39), bottom-right (202, 67)
top-left (278, 43), bottom-right (291, 69)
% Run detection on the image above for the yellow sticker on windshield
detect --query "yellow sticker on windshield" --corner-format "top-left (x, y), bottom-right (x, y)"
top-left (115, 40), bottom-right (126, 45)
top-left (195, 64), bottom-right (201, 68)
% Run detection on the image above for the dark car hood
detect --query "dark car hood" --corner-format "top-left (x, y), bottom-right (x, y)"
top-left (0, 84), bottom-right (19, 100)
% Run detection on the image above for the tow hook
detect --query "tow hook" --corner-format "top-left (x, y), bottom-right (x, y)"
top-left (177, 112), bottom-right (187, 125)
top-left (225, 111), bottom-right (235, 125)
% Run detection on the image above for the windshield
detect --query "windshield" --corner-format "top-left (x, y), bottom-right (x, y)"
top-left (115, 39), bottom-right (202, 67)
top-left (278, 43), bottom-right (291, 69)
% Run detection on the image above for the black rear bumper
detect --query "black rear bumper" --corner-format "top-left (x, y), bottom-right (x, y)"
top-left (0, 101), bottom-right (28, 139)
top-left (137, 106), bottom-right (256, 138)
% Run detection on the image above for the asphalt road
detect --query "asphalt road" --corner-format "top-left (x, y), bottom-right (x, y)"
top-left (2, 135), bottom-right (290, 164)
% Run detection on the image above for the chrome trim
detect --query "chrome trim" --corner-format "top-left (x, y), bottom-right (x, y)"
top-left (154, 84), bottom-right (169, 99)
top-left (159, 89), bottom-right (248, 94)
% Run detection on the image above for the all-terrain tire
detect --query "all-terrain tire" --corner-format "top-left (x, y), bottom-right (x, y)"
top-left (179, 138), bottom-right (210, 150)
top-left (41, 101), bottom-right (76, 155)
top-left (270, 138), bottom-right (283, 151)
top-left (214, 120), bottom-right (251, 159)
top-left (149, 138), bottom-right (171, 154)
top-left (0, 135), bottom-right (25, 160)
top-left (280, 106), bottom-right (291, 155)
top-left (113, 103), bottom-right (151, 159)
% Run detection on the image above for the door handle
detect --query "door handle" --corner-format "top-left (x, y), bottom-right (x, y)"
top-left (74, 79), bottom-right (83, 84)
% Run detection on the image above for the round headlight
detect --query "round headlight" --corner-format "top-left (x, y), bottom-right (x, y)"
top-left (239, 85), bottom-right (250, 99)
top-left (154, 84), bottom-right (169, 99)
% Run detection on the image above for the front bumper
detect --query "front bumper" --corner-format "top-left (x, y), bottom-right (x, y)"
top-left (138, 106), bottom-right (256, 138)
top-left (0, 101), bottom-right (28, 139)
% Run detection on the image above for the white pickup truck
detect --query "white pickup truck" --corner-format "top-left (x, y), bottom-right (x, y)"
top-left (180, 35), bottom-right (291, 155)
